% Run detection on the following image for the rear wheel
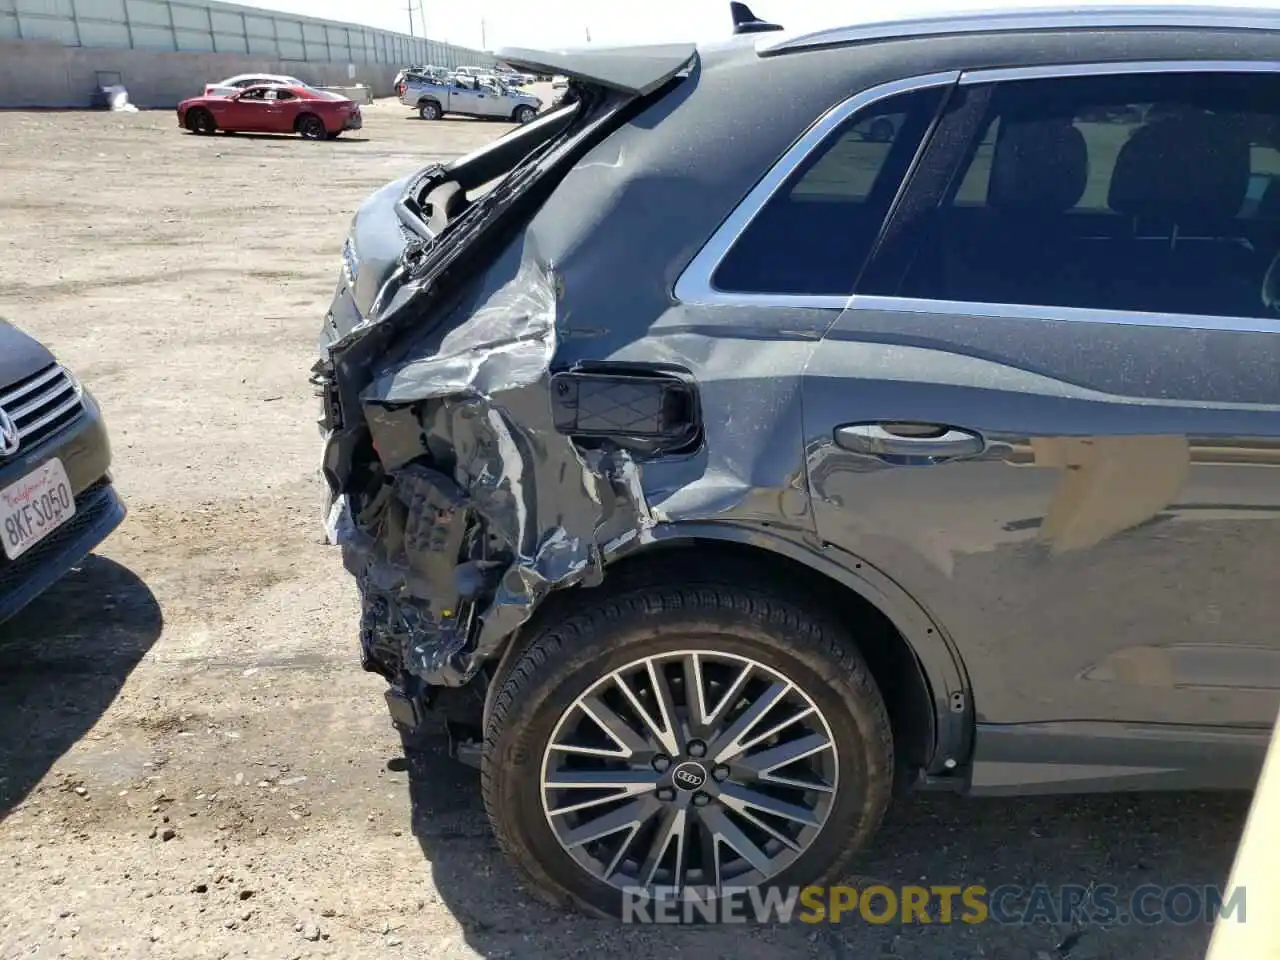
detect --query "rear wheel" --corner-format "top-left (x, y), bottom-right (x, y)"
top-left (513, 105), bottom-right (537, 124)
top-left (296, 114), bottom-right (326, 140)
top-left (482, 579), bottom-right (894, 919)
top-left (185, 108), bottom-right (215, 135)
top-left (419, 100), bottom-right (442, 121)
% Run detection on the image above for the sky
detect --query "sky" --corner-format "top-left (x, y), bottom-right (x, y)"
top-left (233, 0), bottom-right (1280, 53)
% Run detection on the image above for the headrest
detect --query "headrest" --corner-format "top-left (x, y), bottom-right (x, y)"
top-left (1108, 113), bottom-right (1251, 222)
top-left (988, 118), bottom-right (1089, 213)
top-left (1257, 177), bottom-right (1280, 220)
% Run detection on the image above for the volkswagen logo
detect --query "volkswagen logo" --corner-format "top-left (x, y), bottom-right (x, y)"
top-left (0, 405), bottom-right (19, 458)
top-left (671, 761), bottom-right (708, 791)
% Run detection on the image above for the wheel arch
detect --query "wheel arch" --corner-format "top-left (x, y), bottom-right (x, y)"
top-left (483, 521), bottom-right (973, 786)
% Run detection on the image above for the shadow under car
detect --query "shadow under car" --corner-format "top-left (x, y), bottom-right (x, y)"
top-left (0, 553), bottom-right (162, 819)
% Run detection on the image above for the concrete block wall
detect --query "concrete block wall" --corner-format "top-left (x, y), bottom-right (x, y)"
top-left (0, 0), bottom-right (494, 108)
top-left (0, 37), bottom-right (400, 106)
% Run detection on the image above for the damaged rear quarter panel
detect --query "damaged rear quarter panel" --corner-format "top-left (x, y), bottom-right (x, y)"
top-left (336, 48), bottom-right (861, 692)
top-left (342, 235), bottom-right (680, 689)
top-left (341, 235), bottom-right (832, 691)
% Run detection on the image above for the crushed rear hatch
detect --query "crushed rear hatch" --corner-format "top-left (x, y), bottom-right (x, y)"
top-left (312, 45), bottom-right (697, 699)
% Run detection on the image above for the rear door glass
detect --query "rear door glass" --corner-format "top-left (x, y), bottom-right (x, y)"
top-left (882, 71), bottom-right (1280, 320)
top-left (712, 87), bottom-right (946, 297)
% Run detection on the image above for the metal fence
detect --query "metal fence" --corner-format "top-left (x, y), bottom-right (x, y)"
top-left (0, 0), bottom-right (492, 69)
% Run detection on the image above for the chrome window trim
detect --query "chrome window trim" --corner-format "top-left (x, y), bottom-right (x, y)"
top-left (672, 70), bottom-right (961, 309)
top-left (757, 6), bottom-right (1280, 56)
top-left (676, 57), bottom-right (1280, 334)
top-left (960, 58), bottom-right (1280, 84)
top-left (850, 296), bottom-right (1280, 336)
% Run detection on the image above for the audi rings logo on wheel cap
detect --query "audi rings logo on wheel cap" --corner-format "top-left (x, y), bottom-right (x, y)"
top-left (672, 761), bottom-right (708, 791)
top-left (0, 406), bottom-right (19, 457)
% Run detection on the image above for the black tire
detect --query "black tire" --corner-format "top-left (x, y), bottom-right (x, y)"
top-left (481, 577), bottom-right (894, 920)
top-left (513, 105), bottom-right (537, 124)
top-left (185, 108), bottom-right (216, 135)
top-left (418, 100), bottom-right (442, 121)
top-left (296, 114), bottom-right (326, 140)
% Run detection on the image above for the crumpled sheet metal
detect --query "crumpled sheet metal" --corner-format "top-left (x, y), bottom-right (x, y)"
top-left (344, 253), bottom-right (655, 686)
top-left (366, 254), bottom-right (558, 404)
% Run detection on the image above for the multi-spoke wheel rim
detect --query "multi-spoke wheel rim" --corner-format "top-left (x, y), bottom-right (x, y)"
top-left (540, 650), bottom-right (839, 897)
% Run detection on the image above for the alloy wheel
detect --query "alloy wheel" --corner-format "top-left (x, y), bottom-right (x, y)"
top-left (540, 650), bottom-right (838, 898)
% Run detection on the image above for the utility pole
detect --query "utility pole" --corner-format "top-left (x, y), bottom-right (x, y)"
top-left (584, 24), bottom-right (591, 42)
top-left (407, 0), bottom-right (414, 38)
top-left (480, 15), bottom-right (486, 50)
top-left (417, 0), bottom-right (428, 62)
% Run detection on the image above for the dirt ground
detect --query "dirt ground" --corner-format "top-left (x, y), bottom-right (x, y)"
top-left (0, 97), bottom-right (1251, 960)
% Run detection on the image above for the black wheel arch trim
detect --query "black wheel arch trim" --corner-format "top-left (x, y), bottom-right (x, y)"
top-left (643, 521), bottom-right (972, 777)
top-left (480, 518), bottom-right (974, 777)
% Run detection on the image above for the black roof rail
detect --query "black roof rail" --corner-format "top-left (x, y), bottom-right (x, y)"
top-left (759, 5), bottom-right (1280, 55)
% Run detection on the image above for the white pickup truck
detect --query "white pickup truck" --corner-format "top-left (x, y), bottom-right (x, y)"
top-left (401, 75), bottom-right (541, 123)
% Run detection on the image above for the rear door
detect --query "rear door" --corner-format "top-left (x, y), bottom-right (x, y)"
top-left (796, 65), bottom-right (1280, 774)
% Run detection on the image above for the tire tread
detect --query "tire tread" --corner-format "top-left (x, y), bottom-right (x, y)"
top-left (481, 575), bottom-right (893, 916)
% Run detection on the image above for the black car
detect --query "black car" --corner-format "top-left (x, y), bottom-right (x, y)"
top-left (315, 3), bottom-right (1280, 918)
top-left (0, 318), bottom-right (125, 623)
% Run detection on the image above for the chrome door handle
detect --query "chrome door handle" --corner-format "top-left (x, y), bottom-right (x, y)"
top-left (835, 423), bottom-right (986, 460)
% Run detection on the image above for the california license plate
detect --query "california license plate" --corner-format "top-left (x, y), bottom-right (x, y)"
top-left (0, 458), bottom-right (76, 560)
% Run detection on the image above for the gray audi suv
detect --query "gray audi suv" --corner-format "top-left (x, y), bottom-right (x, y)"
top-left (315, 3), bottom-right (1280, 917)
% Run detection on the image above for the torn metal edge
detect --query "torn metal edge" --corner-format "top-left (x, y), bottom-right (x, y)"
top-left (330, 253), bottom-right (659, 689)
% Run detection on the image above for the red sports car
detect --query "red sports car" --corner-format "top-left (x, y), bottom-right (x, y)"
top-left (177, 84), bottom-right (363, 140)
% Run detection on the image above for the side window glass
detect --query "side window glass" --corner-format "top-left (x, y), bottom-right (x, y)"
top-left (275, 90), bottom-right (295, 101)
top-left (711, 87), bottom-right (945, 297)
top-left (892, 72), bottom-right (1280, 320)
top-left (952, 117), bottom-right (999, 205)
top-left (791, 113), bottom-right (906, 201)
